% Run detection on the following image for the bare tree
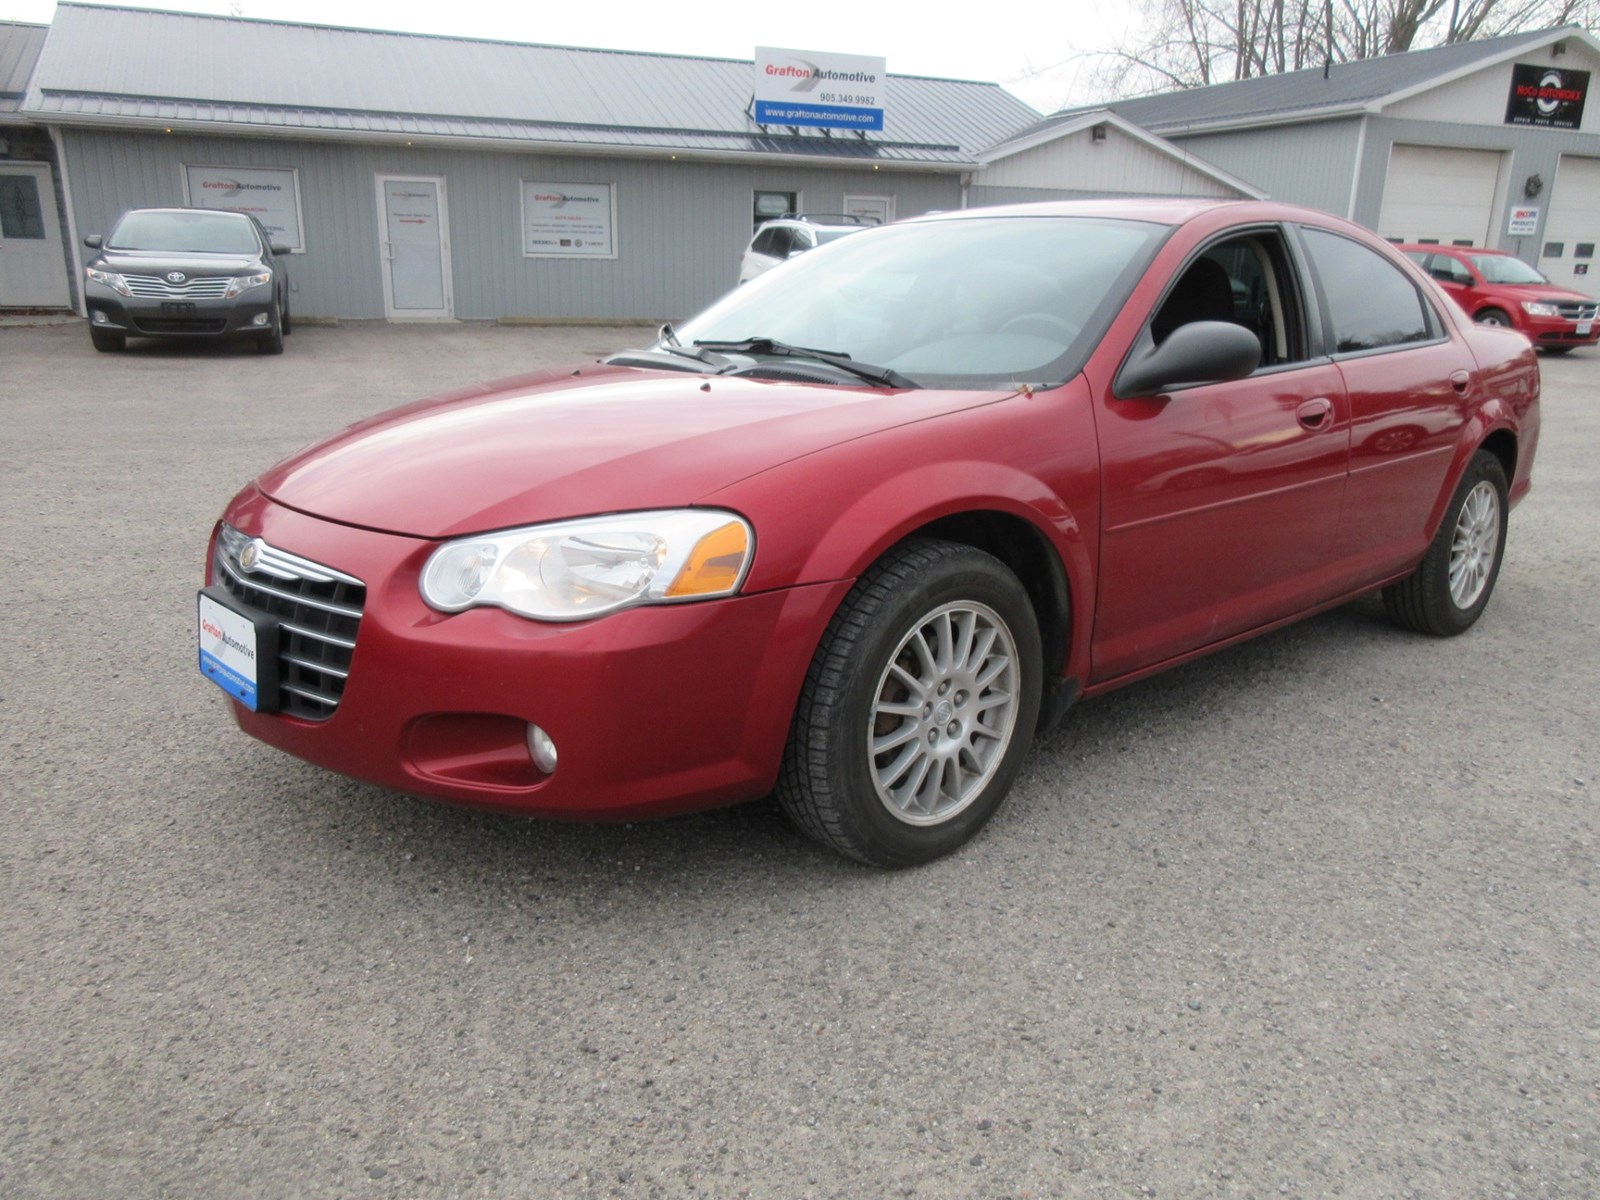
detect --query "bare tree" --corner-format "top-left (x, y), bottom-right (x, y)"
top-left (1090, 0), bottom-right (1595, 97)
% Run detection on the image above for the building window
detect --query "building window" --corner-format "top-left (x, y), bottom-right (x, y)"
top-left (1577, 243), bottom-right (1595, 259)
top-left (1543, 242), bottom-right (1565, 258)
top-left (183, 164), bottom-right (305, 251)
top-left (753, 191), bottom-right (797, 230)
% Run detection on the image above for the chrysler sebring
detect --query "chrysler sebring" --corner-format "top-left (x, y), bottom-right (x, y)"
top-left (199, 200), bottom-right (1540, 866)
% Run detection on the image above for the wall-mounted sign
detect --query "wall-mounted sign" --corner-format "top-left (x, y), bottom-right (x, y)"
top-left (521, 181), bottom-right (616, 258)
top-left (183, 164), bottom-right (305, 250)
top-left (1504, 64), bottom-right (1589, 130)
top-left (1508, 206), bottom-right (1540, 236)
top-left (754, 47), bottom-right (886, 132)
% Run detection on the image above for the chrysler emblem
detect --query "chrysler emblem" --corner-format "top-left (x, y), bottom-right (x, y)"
top-left (166, 270), bottom-right (187, 284)
top-left (240, 539), bottom-right (262, 571)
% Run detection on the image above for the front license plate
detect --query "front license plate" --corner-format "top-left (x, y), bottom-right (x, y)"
top-left (198, 590), bottom-right (268, 710)
top-left (161, 301), bottom-right (196, 316)
top-left (1578, 321), bottom-right (1593, 336)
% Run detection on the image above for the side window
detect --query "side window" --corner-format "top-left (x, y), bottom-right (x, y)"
top-left (1302, 228), bottom-right (1433, 353)
top-left (1150, 230), bottom-right (1308, 367)
top-left (766, 227), bottom-right (795, 258)
top-left (750, 228), bottom-right (780, 256)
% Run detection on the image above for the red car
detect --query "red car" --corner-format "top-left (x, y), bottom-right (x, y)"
top-left (200, 201), bottom-right (1540, 867)
top-left (1400, 243), bottom-right (1599, 354)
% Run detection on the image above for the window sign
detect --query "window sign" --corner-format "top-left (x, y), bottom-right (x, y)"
top-left (1504, 64), bottom-right (1589, 130)
top-left (183, 164), bottom-right (305, 250)
top-left (754, 47), bottom-right (886, 132)
top-left (521, 182), bottom-right (616, 258)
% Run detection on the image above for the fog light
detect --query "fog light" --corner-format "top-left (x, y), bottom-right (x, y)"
top-left (526, 724), bottom-right (558, 774)
top-left (93, 311), bottom-right (109, 324)
top-left (252, 313), bottom-right (270, 327)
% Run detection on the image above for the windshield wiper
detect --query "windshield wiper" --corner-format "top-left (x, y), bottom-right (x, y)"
top-left (693, 337), bottom-right (919, 389)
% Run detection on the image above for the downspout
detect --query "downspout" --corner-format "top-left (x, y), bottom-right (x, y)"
top-left (960, 171), bottom-right (972, 209)
top-left (47, 123), bottom-right (86, 316)
top-left (1345, 114), bottom-right (1369, 221)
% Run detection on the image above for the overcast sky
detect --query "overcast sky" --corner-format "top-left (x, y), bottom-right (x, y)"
top-left (0, 0), bottom-right (1143, 114)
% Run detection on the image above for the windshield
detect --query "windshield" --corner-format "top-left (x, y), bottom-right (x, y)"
top-left (675, 215), bottom-right (1166, 389)
top-left (108, 211), bottom-right (261, 255)
top-left (1470, 253), bottom-right (1548, 285)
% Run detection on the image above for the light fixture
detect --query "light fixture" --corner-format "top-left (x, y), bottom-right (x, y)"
top-left (1524, 173), bottom-right (1544, 199)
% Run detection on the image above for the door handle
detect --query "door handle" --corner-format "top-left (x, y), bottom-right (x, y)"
top-left (1450, 370), bottom-right (1471, 396)
top-left (1296, 396), bottom-right (1334, 430)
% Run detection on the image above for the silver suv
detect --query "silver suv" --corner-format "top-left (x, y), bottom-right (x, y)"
top-left (737, 213), bottom-right (877, 284)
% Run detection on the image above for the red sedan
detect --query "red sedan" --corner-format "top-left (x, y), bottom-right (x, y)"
top-left (1399, 242), bottom-right (1599, 354)
top-left (199, 201), bottom-right (1540, 866)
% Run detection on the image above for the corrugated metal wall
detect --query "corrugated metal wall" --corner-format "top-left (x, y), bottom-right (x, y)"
top-left (60, 128), bottom-right (962, 320)
top-left (978, 125), bottom-right (1239, 197)
top-left (1172, 119), bottom-right (1365, 211)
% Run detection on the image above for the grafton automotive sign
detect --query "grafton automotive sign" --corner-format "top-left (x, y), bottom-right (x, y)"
top-left (754, 46), bottom-right (886, 132)
top-left (1505, 63), bottom-right (1590, 130)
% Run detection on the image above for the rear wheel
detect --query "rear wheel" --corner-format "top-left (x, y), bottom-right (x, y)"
top-left (89, 327), bottom-right (125, 353)
top-left (1383, 450), bottom-right (1508, 636)
top-left (778, 539), bottom-right (1042, 867)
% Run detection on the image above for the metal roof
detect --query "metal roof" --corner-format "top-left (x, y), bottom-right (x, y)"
top-left (24, 4), bottom-right (1038, 166)
top-left (0, 20), bottom-right (46, 117)
top-left (1033, 25), bottom-right (1583, 137)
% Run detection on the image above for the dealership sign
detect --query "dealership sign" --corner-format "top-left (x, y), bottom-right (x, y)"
top-left (1504, 63), bottom-right (1589, 129)
top-left (522, 182), bottom-right (616, 258)
top-left (754, 47), bottom-right (886, 132)
top-left (182, 164), bottom-right (305, 251)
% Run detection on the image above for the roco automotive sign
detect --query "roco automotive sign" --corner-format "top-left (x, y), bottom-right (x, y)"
top-left (754, 46), bottom-right (886, 132)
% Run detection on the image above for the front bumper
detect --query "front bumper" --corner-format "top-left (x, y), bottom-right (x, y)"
top-left (1519, 312), bottom-right (1599, 349)
top-left (88, 283), bottom-right (275, 339)
top-left (208, 491), bottom-right (850, 820)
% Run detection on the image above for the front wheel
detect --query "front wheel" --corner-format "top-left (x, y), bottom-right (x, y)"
top-left (778, 539), bottom-right (1042, 867)
top-left (1383, 450), bottom-right (1509, 636)
top-left (257, 306), bottom-right (285, 355)
top-left (1474, 309), bottom-right (1512, 328)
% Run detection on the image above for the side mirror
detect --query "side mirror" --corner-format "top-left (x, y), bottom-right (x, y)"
top-left (83, 234), bottom-right (103, 249)
top-left (1117, 321), bottom-right (1262, 397)
top-left (270, 244), bottom-right (292, 256)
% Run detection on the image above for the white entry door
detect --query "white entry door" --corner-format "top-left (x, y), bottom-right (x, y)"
top-left (0, 163), bottom-right (71, 308)
top-left (376, 175), bottom-right (452, 318)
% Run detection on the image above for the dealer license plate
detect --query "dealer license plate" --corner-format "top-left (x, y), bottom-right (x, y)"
top-left (198, 591), bottom-right (263, 710)
top-left (1578, 321), bottom-right (1593, 336)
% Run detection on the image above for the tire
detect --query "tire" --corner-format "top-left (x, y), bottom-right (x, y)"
top-left (257, 306), bottom-right (285, 355)
top-left (778, 539), bottom-right (1042, 867)
top-left (1474, 309), bottom-right (1512, 328)
top-left (90, 327), bottom-right (125, 353)
top-left (1539, 345), bottom-right (1572, 356)
top-left (1383, 450), bottom-right (1508, 636)
top-left (281, 298), bottom-right (292, 336)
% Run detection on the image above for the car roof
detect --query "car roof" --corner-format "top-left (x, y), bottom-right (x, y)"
top-left (1395, 242), bottom-right (1511, 256)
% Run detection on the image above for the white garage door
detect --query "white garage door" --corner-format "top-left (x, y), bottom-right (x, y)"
top-left (1537, 155), bottom-right (1600, 293)
top-left (1377, 145), bottom-right (1504, 247)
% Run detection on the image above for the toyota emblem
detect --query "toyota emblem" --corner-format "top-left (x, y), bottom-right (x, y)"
top-left (240, 540), bottom-right (261, 571)
top-left (166, 270), bottom-right (187, 284)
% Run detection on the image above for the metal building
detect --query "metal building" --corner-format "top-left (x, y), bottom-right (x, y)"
top-left (1030, 25), bottom-right (1600, 290)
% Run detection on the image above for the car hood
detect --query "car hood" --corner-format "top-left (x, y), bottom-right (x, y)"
top-left (256, 365), bottom-right (1016, 539)
top-left (95, 250), bottom-right (262, 274)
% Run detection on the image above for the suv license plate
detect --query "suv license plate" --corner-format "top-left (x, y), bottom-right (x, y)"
top-left (1578, 321), bottom-right (1593, 335)
top-left (161, 301), bottom-right (197, 316)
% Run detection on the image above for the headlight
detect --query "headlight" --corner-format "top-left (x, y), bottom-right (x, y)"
top-left (420, 510), bottom-right (754, 621)
top-left (1521, 301), bottom-right (1561, 317)
top-left (225, 271), bottom-right (273, 299)
top-left (86, 267), bottom-right (131, 297)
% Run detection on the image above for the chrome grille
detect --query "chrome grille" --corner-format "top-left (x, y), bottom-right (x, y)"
top-left (213, 524), bottom-right (365, 721)
top-left (1555, 301), bottom-right (1599, 321)
top-left (125, 273), bottom-right (232, 299)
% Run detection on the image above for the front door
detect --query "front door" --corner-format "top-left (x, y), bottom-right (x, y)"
top-left (376, 176), bottom-right (452, 318)
top-left (0, 163), bottom-right (71, 308)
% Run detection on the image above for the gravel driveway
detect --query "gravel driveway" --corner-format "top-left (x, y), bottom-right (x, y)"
top-left (2, 321), bottom-right (1596, 1199)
